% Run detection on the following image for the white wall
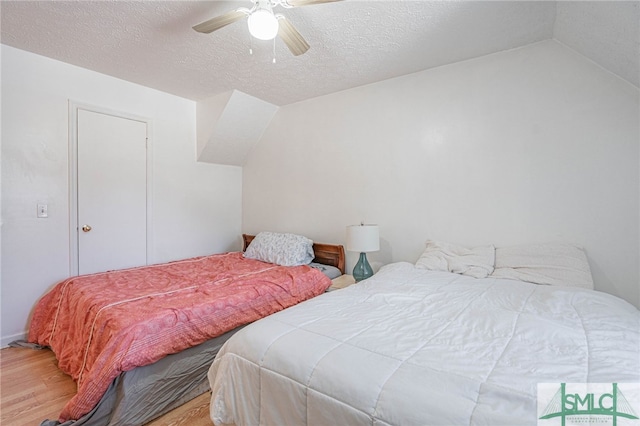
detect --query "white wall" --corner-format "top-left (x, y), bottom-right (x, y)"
top-left (243, 40), bottom-right (640, 308)
top-left (1, 45), bottom-right (243, 346)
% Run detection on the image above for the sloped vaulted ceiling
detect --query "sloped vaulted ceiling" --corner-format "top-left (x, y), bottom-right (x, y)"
top-left (197, 90), bottom-right (278, 166)
top-left (554, 1), bottom-right (639, 88)
top-left (1, 1), bottom-right (637, 108)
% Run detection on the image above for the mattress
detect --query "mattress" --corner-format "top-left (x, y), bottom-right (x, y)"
top-left (28, 251), bottom-right (330, 423)
top-left (35, 259), bottom-right (340, 426)
top-left (41, 325), bottom-right (245, 426)
top-left (208, 262), bottom-right (640, 425)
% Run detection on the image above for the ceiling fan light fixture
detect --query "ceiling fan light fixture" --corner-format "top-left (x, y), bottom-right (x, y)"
top-left (248, 9), bottom-right (279, 40)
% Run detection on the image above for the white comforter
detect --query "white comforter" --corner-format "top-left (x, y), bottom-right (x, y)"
top-left (208, 262), bottom-right (640, 425)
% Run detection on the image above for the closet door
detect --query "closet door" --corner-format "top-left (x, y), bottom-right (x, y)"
top-left (77, 109), bottom-right (147, 275)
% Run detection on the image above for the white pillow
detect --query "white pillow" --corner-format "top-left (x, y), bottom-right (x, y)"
top-left (490, 243), bottom-right (594, 289)
top-left (244, 232), bottom-right (314, 267)
top-left (415, 240), bottom-right (495, 278)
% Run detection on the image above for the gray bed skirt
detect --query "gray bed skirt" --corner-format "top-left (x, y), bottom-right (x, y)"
top-left (36, 326), bottom-right (244, 426)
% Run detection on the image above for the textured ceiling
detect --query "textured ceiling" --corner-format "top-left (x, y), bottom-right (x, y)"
top-left (1, 1), bottom-right (637, 106)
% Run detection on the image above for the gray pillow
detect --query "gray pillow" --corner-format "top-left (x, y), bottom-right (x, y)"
top-left (244, 232), bottom-right (314, 266)
top-left (309, 262), bottom-right (342, 279)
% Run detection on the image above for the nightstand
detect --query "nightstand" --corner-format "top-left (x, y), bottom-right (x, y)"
top-left (327, 274), bottom-right (356, 292)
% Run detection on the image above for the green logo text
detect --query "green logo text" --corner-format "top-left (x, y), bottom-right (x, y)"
top-left (540, 383), bottom-right (638, 426)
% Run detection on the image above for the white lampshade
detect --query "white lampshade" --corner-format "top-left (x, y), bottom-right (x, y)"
top-left (248, 9), bottom-right (279, 40)
top-left (346, 224), bottom-right (380, 253)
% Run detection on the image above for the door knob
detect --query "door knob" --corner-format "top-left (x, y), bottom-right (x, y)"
top-left (82, 225), bottom-right (92, 232)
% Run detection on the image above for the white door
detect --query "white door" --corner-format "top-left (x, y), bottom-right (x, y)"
top-left (77, 109), bottom-right (147, 275)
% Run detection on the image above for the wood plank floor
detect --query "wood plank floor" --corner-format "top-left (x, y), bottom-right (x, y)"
top-left (0, 347), bottom-right (212, 426)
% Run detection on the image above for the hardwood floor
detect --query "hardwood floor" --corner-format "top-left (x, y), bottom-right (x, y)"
top-left (0, 347), bottom-right (212, 426)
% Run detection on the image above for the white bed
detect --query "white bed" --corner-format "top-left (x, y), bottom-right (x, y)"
top-left (207, 260), bottom-right (640, 425)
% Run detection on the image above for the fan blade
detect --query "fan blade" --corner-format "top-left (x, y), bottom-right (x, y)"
top-left (193, 10), bottom-right (246, 34)
top-left (277, 16), bottom-right (310, 56)
top-left (286, 0), bottom-right (342, 6)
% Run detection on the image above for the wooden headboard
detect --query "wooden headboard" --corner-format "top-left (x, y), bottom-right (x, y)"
top-left (242, 234), bottom-right (345, 274)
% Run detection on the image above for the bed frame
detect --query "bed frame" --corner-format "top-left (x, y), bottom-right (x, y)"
top-left (243, 234), bottom-right (345, 275)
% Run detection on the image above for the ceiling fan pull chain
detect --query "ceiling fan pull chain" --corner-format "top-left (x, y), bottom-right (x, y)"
top-left (272, 38), bottom-right (276, 63)
top-left (249, 31), bottom-right (254, 55)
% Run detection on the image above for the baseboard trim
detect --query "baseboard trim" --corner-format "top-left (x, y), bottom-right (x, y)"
top-left (1, 331), bottom-right (27, 348)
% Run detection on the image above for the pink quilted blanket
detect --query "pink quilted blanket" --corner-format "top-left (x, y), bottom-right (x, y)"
top-left (28, 252), bottom-right (330, 421)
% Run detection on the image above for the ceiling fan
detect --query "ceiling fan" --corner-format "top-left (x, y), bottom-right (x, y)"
top-left (193, 0), bottom-right (341, 57)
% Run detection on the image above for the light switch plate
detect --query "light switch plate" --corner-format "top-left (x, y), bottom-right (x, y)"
top-left (37, 203), bottom-right (48, 218)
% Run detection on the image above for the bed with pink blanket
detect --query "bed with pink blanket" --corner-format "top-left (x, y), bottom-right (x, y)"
top-left (26, 234), bottom-right (344, 426)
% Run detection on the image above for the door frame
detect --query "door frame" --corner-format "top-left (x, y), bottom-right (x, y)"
top-left (68, 101), bottom-right (154, 276)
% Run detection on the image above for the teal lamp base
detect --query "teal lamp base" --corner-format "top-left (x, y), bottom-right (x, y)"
top-left (353, 252), bottom-right (373, 282)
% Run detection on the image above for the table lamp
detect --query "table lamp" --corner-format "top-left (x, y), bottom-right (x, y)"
top-left (346, 224), bottom-right (380, 282)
